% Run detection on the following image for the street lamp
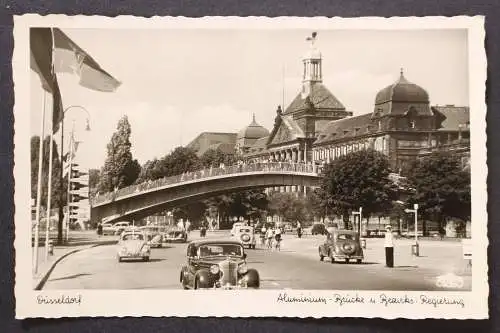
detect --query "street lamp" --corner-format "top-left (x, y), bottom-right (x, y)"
top-left (58, 105), bottom-right (91, 245)
top-left (404, 203), bottom-right (419, 256)
top-left (352, 207), bottom-right (363, 234)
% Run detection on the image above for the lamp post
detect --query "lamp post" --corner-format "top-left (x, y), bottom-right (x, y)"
top-left (58, 106), bottom-right (91, 245)
top-left (404, 203), bottom-right (419, 256)
top-left (352, 207), bottom-right (363, 234)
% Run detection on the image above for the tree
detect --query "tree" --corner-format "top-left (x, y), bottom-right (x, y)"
top-left (31, 135), bottom-right (66, 210)
top-left (407, 152), bottom-right (471, 235)
top-left (200, 148), bottom-right (237, 168)
top-left (268, 192), bottom-right (308, 224)
top-left (320, 149), bottom-right (397, 229)
top-left (306, 187), bottom-right (328, 222)
top-left (88, 168), bottom-right (100, 196)
top-left (172, 201), bottom-right (207, 229)
top-left (135, 158), bottom-right (164, 183)
top-left (97, 115), bottom-right (141, 192)
top-left (161, 147), bottom-right (201, 177)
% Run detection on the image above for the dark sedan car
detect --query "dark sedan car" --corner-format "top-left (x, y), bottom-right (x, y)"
top-left (318, 229), bottom-right (364, 264)
top-left (180, 239), bottom-right (260, 290)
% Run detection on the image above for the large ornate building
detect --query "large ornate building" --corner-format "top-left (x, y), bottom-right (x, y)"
top-left (240, 33), bottom-right (470, 180)
top-left (187, 33), bottom-right (470, 186)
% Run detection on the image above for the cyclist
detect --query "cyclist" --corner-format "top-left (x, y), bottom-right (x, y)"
top-left (265, 227), bottom-right (274, 249)
top-left (260, 225), bottom-right (267, 246)
top-left (274, 227), bottom-right (282, 251)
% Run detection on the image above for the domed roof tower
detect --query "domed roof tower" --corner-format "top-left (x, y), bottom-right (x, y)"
top-left (373, 69), bottom-right (433, 117)
top-left (238, 114), bottom-right (270, 140)
top-left (237, 114), bottom-right (270, 153)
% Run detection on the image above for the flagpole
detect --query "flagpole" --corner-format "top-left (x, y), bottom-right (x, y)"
top-left (44, 121), bottom-right (55, 261)
top-left (33, 91), bottom-right (47, 274)
top-left (65, 123), bottom-right (75, 243)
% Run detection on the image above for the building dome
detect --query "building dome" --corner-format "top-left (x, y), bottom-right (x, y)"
top-left (238, 114), bottom-right (270, 140)
top-left (375, 70), bottom-right (429, 105)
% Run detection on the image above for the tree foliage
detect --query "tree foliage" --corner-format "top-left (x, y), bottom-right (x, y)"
top-left (97, 116), bottom-right (141, 192)
top-left (268, 192), bottom-right (308, 224)
top-left (200, 148), bottom-right (237, 168)
top-left (136, 147), bottom-right (201, 184)
top-left (319, 149), bottom-right (397, 228)
top-left (407, 152), bottom-right (471, 230)
top-left (31, 135), bottom-right (66, 209)
top-left (88, 168), bottom-right (100, 196)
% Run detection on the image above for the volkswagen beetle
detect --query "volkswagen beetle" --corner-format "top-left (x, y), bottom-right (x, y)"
top-left (180, 239), bottom-right (260, 289)
top-left (164, 228), bottom-right (188, 243)
top-left (117, 231), bottom-right (151, 262)
top-left (318, 230), bottom-right (364, 264)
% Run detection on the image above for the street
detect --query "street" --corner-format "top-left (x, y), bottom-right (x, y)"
top-left (43, 231), bottom-right (471, 291)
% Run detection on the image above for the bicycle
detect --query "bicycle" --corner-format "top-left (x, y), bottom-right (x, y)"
top-left (266, 237), bottom-right (273, 249)
top-left (274, 235), bottom-right (282, 251)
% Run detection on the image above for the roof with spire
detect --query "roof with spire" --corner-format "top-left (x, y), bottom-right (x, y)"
top-left (237, 114), bottom-right (270, 140)
top-left (284, 83), bottom-right (346, 115)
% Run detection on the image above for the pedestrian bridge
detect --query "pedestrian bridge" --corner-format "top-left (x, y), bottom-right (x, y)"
top-left (91, 162), bottom-right (321, 224)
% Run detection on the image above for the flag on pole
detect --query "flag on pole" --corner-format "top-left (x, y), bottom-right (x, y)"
top-left (30, 28), bottom-right (64, 133)
top-left (51, 28), bottom-right (121, 92)
top-left (31, 27), bottom-right (121, 134)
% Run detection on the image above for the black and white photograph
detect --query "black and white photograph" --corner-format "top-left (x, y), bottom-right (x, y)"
top-left (13, 15), bottom-right (487, 319)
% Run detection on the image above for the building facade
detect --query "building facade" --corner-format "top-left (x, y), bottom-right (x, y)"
top-left (240, 34), bottom-right (470, 180)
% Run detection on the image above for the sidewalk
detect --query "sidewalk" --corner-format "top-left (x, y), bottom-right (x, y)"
top-left (279, 233), bottom-right (472, 277)
top-left (32, 232), bottom-right (118, 290)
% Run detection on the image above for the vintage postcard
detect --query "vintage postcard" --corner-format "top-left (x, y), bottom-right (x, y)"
top-left (14, 15), bottom-right (487, 319)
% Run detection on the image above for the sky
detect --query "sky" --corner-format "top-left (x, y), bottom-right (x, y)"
top-left (30, 28), bottom-right (469, 170)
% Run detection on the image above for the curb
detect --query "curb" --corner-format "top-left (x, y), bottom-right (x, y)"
top-left (34, 240), bottom-right (117, 291)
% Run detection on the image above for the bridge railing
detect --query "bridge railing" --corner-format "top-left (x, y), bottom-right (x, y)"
top-left (92, 162), bottom-right (317, 206)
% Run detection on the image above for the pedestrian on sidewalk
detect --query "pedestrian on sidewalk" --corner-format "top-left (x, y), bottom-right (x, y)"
top-left (384, 224), bottom-right (394, 267)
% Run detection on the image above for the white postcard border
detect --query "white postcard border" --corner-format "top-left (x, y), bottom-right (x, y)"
top-left (13, 15), bottom-right (488, 319)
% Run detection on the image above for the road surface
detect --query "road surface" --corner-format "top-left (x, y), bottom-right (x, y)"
top-left (43, 232), bottom-right (467, 290)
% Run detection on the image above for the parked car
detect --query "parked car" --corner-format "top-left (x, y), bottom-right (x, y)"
top-left (164, 228), bottom-right (188, 243)
top-left (233, 226), bottom-right (256, 249)
top-left (140, 226), bottom-right (164, 248)
top-left (116, 231), bottom-right (151, 262)
top-left (180, 239), bottom-right (260, 289)
top-left (230, 222), bottom-right (247, 236)
top-left (311, 223), bottom-right (328, 235)
top-left (101, 223), bottom-right (116, 236)
top-left (318, 229), bottom-right (364, 264)
top-left (113, 221), bottom-right (131, 235)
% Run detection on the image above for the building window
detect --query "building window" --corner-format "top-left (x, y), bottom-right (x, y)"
top-left (378, 121), bottom-right (382, 131)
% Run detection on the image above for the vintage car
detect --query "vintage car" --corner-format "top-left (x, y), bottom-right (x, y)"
top-left (233, 226), bottom-right (256, 249)
top-left (117, 231), bottom-right (151, 262)
top-left (180, 239), bottom-right (260, 289)
top-left (101, 223), bottom-right (115, 236)
top-left (113, 221), bottom-right (131, 236)
top-left (140, 226), bottom-right (164, 248)
top-left (318, 229), bottom-right (364, 264)
top-left (230, 222), bottom-right (246, 236)
top-left (164, 228), bottom-right (188, 243)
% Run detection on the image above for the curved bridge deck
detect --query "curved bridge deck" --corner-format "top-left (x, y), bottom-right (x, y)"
top-left (91, 162), bottom-right (321, 223)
